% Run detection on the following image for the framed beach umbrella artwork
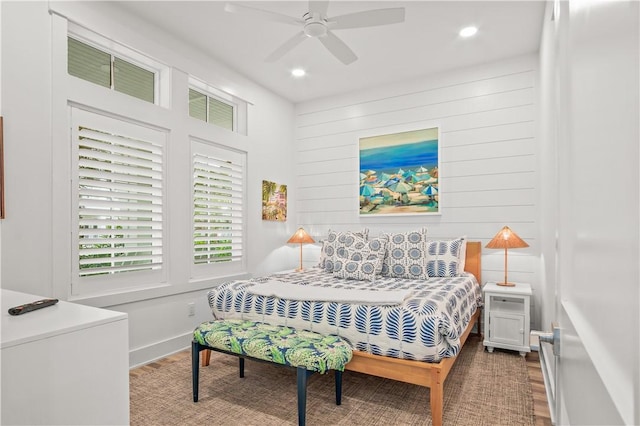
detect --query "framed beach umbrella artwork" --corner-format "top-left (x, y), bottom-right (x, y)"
top-left (359, 126), bottom-right (440, 215)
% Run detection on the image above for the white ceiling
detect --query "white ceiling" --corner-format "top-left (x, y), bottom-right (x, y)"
top-left (117, 1), bottom-right (545, 104)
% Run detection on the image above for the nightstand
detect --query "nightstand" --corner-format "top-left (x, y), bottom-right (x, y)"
top-left (483, 282), bottom-right (532, 356)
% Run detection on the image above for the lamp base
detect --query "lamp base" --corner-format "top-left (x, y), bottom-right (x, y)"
top-left (496, 281), bottom-right (516, 287)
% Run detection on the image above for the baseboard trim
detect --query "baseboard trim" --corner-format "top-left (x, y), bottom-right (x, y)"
top-left (129, 332), bottom-right (192, 369)
top-left (539, 343), bottom-right (556, 425)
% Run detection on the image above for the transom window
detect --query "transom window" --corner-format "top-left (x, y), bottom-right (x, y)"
top-left (68, 36), bottom-right (156, 104)
top-left (189, 88), bottom-right (235, 131)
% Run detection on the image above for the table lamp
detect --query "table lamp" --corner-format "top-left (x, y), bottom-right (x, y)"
top-left (485, 226), bottom-right (529, 286)
top-left (287, 227), bottom-right (315, 272)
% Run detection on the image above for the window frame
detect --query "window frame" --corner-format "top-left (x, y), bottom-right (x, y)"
top-left (70, 107), bottom-right (168, 297)
top-left (188, 77), bottom-right (247, 134)
top-left (190, 138), bottom-right (247, 279)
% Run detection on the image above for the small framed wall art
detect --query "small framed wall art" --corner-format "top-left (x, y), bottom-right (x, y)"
top-left (261, 180), bottom-right (287, 221)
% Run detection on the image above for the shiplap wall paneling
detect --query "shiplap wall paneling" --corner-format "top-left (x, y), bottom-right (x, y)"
top-left (294, 55), bottom-right (539, 324)
top-left (294, 57), bottom-right (536, 235)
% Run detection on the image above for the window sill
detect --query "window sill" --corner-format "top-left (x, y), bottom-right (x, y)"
top-left (68, 272), bottom-right (251, 309)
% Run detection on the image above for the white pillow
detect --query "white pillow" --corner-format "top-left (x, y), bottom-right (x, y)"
top-left (380, 228), bottom-right (429, 280)
top-left (333, 246), bottom-right (385, 281)
top-left (425, 236), bottom-right (467, 277)
top-left (319, 229), bottom-right (369, 272)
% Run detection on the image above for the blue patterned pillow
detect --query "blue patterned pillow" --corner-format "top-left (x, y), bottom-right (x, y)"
top-left (319, 229), bottom-right (369, 272)
top-left (380, 229), bottom-right (429, 280)
top-left (425, 236), bottom-right (467, 277)
top-left (333, 243), bottom-right (386, 281)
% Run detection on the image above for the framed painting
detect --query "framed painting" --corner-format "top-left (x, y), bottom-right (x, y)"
top-left (261, 180), bottom-right (287, 221)
top-left (359, 126), bottom-right (440, 216)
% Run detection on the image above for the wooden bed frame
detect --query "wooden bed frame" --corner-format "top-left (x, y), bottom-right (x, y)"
top-left (343, 241), bottom-right (482, 426)
top-left (201, 242), bottom-right (482, 426)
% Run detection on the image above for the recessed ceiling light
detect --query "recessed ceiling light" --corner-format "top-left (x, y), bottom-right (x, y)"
top-left (291, 68), bottom-right (306, 77)
top-left (459, 26), bottom-right (478, 38)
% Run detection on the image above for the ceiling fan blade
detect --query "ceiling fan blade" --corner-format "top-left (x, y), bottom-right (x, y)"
top-left (308, 1), bottom-right (329, 17)
top-left (224, 2), bottom-right (303, 26)
top-left (265, 31), bottom-right (308, 62)
top-left (319, 31), bottom-right (357, 65)
top-left (329, 8), bottom-right (405, 30)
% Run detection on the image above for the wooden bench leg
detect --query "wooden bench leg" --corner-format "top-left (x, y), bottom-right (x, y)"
top-left (201, 348), bottom-right (211, 367)
top-left (192, 341), bottom-right (200, 403)
top-left (296, 367), bottom-right (313, 426)
top-left (335, 370), bottom-right (343, 405)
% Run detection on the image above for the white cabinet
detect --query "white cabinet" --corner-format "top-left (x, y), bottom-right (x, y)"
top-left (1, 289), bottom-right (130, 425)
top-left (483, 282), bottom-right (531, 356)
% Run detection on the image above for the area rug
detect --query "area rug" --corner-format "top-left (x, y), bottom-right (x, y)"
top-left (130, 336), bottom-right (534, 425)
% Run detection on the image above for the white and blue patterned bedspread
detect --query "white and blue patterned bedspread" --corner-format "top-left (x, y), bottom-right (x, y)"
top-left (207, 267), bottom-right (482, 362)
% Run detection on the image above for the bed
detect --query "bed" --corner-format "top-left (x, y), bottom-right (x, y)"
top-left (205, 236), bottom-right (482, 426)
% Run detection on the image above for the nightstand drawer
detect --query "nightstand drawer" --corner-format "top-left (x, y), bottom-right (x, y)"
top-left (489, 296), bottom-right (524, 314)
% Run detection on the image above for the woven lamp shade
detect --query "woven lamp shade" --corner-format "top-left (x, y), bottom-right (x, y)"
top-left (287, 228), bottom-right (315, 244)
top-left (288, 228), bottom-right (315, 272)
top-left (486, 226), bottom-right (529, 249)
top-left (485, 226), bottom-right (528, 286)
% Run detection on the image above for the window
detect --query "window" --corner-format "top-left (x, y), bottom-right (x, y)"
top-left (189, 88), bottom-right (234, 131)
top-left (68, 36), bottom-right (156, 103)
top-left (71, 108), bottom-right (165, 294)
top-left (192, 141), bottom-right (245, 269)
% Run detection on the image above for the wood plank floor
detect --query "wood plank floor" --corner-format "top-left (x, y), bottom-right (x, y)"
top-left (131, 348), bottom-right (553, 425)
top-left (526, 350), bottom-right (553, 426)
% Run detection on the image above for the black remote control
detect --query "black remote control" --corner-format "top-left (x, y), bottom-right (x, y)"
top-left (8, 298), bottom-right (59, 316)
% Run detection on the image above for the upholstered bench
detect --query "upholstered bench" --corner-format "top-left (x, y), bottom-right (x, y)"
top-left (192, 319), bottom-right (353, 426)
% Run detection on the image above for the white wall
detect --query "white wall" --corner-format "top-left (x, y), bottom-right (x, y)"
top-left (537, 0), bottom-right (559, 341)
top-left (538, 1), bottom-right (639, 423)
top-left (294, 54), bottom-right (542, 327)
top-left (0, 0), bottom-right (3, 411)
top-left (0, 1), bottom-right (297, 366)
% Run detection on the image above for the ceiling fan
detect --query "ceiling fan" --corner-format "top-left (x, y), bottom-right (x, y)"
top-left (224, 1), bottom-right (405, 65)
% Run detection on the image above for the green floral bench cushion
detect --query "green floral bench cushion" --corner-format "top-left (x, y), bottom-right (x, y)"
top-left (193, 319), bottom-right (353, 374)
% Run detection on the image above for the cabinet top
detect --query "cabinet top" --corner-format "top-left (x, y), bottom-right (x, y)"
top-left (483, 282), bottom-right (532, 296)
top-left (1, 289), bottom-right (127, 349)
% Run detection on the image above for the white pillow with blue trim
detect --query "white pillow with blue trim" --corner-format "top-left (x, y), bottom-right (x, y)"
top-left (380, 228), bottom-right (429, 280)
top-left (425, 236), bottom-right (467, 277)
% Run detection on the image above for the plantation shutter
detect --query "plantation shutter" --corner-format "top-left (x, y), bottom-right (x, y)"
top-left (192, 141), bottom-right (244, 266)
top-left (73, 109), bottom-right (164, 280)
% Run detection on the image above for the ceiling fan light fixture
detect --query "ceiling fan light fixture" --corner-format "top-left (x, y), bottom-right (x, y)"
top-left (304, 21), bottom-right (327, 38)
top-left (459, 26), bottom-right (478, 38)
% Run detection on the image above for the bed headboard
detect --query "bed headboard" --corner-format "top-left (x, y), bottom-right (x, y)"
top-left (464, 241), bottom-right (482, 285)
